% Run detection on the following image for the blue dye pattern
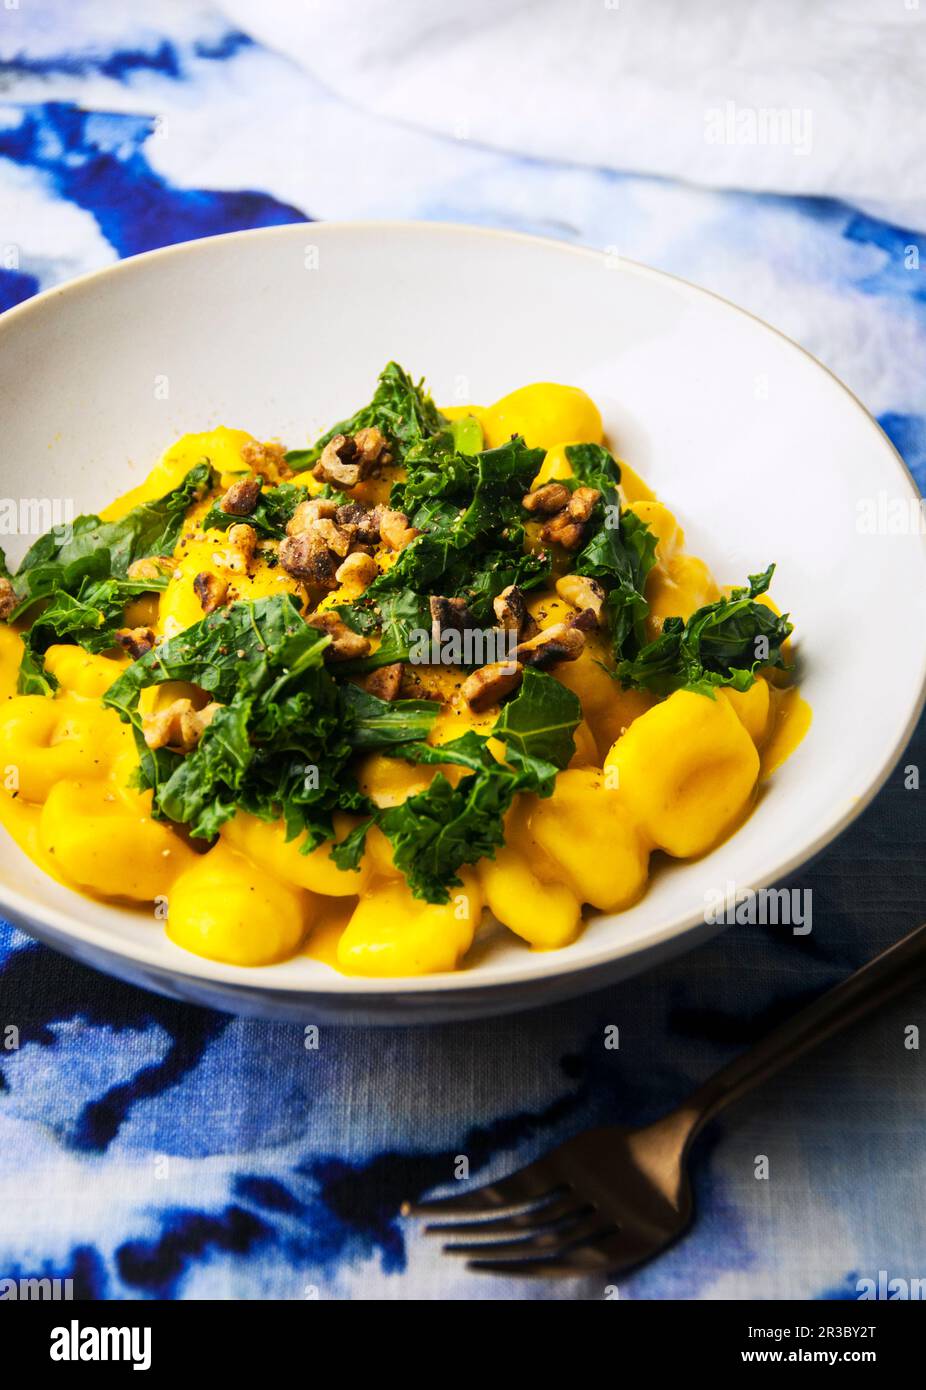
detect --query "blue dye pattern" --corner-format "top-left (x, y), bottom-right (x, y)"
top-left (233, 1175), bottom-right (305, 1217)
top-left (842, 211), bottom-right (926, 301)
top-left (877, 413), bottom-right (926, 493)
top-left (0, 266), bottom-right (40, 312)
top-left (0, 938), bottom-right (230, 1150)
top-left (116, 1206), bottom-right (272, 1299)
top-left (0, 30), bottom-right (254, 84)
top-left (816, 1273), bottom-right (864, 1300)
top-left (0, 103), bottom-right (308, 260)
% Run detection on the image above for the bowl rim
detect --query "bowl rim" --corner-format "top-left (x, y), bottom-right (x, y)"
top-left (1, 218), bottom-right (924, 999)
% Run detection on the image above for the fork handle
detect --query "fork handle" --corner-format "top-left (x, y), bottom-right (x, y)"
top-left (683, 919), bottom-right (926, 1137)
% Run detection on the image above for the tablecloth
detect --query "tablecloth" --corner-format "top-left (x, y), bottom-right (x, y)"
top-left (0, 1), bottom-right (924, 1301)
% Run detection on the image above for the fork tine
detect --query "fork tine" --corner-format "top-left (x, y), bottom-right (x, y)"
top-left (402, 1160), bottom-right (565, 1220)
top-left (467, 1241), bottom-right (619, 1278)
top-left (467, 1227), bottom-right (663, 1278)
top-left (422, 1191), bottom-right (581, 1237)
top-left (443, 1210), bottom-right (605, 1261)
top-left (467, 1255), bottom-right (607, 1278)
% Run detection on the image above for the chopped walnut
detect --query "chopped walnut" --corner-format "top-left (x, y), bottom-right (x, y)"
top-left (115, 626), bottom-right (156, 659)
top-left (312, 435), bottom-right (359, 489)
top-left (540, 514), bottom-right (583, 550)
top-left (522, 482), bottom-right (570, 515)
top-left (335, 502), bottom-right (381, 545)
top-left (312, 427), bottom-right (390, 490)
top-left (492, 583), bottom-right (534, 634)
top-left (142, 698), bottom-right (220, 752)
top-left (313, 516), bottom-right (353, 557)
top-left (555, 574), bottom-right (605, 630)
top-left (570, 607), bottom-right (600, 633)
top-left (540, 486), bottom-right (601, 551)
top-left (287, 497), bottom-right (337, 535)
top-left (429, 595), bottom-right (476, 643)
top-left (126, 555), bottom-right (173, 584)
top-left (278, 533), bottom-right (340, 589)
top-left (566, 486), bottom-right (600, 522)
top-left (217, 523), bottom-right (258, 575)
top-left (220, 478), bottom-right (261, 516)
top-left (461, 660), bottom-right (524, 713)
top-left (240, 439), bottom-right (290, 482)
top-left (193, 571), bottom-right (229, 615)
top-left (516, 621), bottom-right (585, 670)
top-left (335, 551), bottom-right (378, 590)
top-left (361, 662), bottom-right (404, 702)
top-left (353, 426), bottom-right (391, 466)
top-left (305, 610), bottom-right (372, 661)
top-left (0, 576), bottom-right (17, 620)
top-left (555, 573), bottom-right (605, 615)
top-left (378, 507), bottom-right (418, 551)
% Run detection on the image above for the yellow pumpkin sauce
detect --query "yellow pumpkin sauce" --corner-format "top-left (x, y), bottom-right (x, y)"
top-left (0, 385), bottom-right (810, 975)
top-left (760, 686), bottom-right (813, 778)
top-left (303, 900), bottom-right (357, 969)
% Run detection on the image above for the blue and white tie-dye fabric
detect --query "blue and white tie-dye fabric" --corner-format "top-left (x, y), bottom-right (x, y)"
top-left (0, 3), bottom-right (924, 1301)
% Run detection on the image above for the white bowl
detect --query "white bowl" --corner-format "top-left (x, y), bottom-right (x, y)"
top-left (1, 222), bottom-right (924, 1023)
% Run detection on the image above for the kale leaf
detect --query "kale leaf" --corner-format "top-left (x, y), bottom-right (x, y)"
top-left (103, 594), bottom-right (439, 847)
top-left (568, 444), bottom-right (657, 660)
top-left (9, 462), bottom-right (212, 618)
top-left (334, 591), bottom-right (432, 675)
top-left (286, 361), bottom-right (450, 468)
top-left (338, 682), bottom-right (441, 750)
top-left (492, 666), bottom-right (581, 790)
top-left (376, 734), bottom-right (515, 903)
top-left (18, 574), bottom-right (167, 695)
top-left (616, 565), bottom-right (793, 696)
top-left (4, 464), bottom-right (210, 692)
top-left (200, 480), bottom-right (307, 540)
top-left (374, 435), bottom-right (549, 618)
top-left (370, 669), bottom-right (581, 902)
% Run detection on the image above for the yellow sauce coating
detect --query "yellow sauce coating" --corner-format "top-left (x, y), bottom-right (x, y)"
top-left (0, 383), bottom-right (810, 974)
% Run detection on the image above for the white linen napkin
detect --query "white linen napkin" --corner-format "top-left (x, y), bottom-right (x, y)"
top-left (218, 0), bottom-right (926, 230)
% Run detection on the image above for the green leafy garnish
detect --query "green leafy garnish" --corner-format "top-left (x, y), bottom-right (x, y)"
top-left (103, 594), bottom-right (439, 848)
top-left (567, 444), bottom-right (657, 659)
top-left (286, 361), bottom-right (450, 468)
top-left (18, 574), bottom-right (167, 695)
top-left (370, 669), bottom-right (581, 902)
top-left (9, 463), bottom-right (211, 618)
top-left (4, 464), bottom-right (211, 692)
top-left (337, 437), bottom-right (550, 671)
top-left (616, 565), bottom-right (792, 696)
top-left (333, 437), bottom-right (550, 676)
top-left (492, 666), bottom-right (582, 785)
top-left (338, 682), bottom-right (441, 750)
top-left (200, 480), bottom-right (307, 540)
top-left (333, 591), bottom-right (431, 675)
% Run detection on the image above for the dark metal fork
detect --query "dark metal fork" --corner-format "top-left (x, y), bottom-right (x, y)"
top-left (404, 920), bottom-right (926, 1277)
